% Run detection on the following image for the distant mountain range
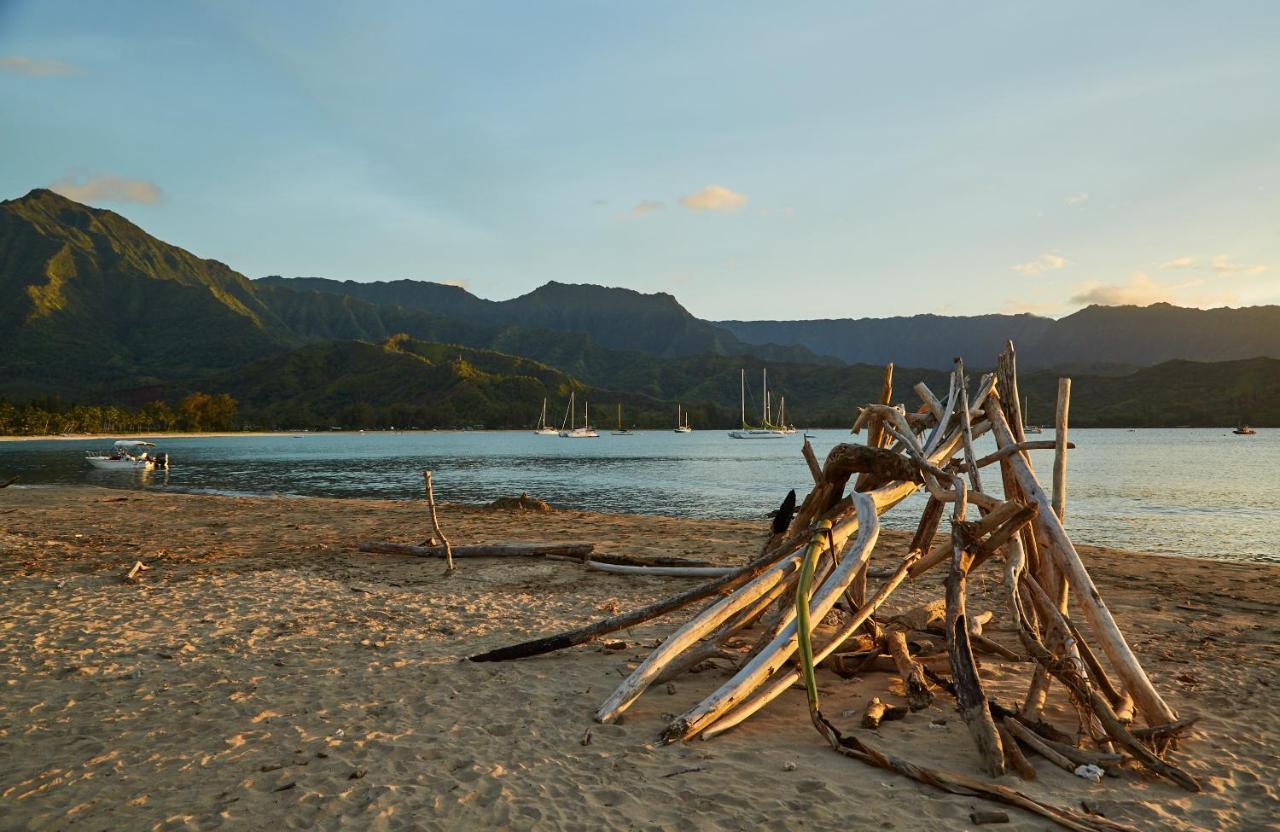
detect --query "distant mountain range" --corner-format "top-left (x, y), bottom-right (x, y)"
top-left (719, 305), bottom-right (1280, 370)
top-left (2, 188), bottom-right (1277, 428)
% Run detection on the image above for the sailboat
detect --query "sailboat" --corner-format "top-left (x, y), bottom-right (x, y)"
top-left (533, 397), bottom-right (559, 436)
top-left (729, 369), bottom-right (786, 439)
top-left (612, 403), bottom-right (635, 435)
top-left (560, 392), bottom-right (599, 438)
top-left (777, 395), bottom-right (796, 434)
top-left (1023, 396), bottom-right (1043, 434)
top-left (674, 404), bottom-right (693, 433)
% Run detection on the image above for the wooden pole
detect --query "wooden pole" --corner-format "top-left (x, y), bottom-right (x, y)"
top-left (1053, 378), bottom-right (1071, 521)
top-left (423, 470), bottom-right (455, 572)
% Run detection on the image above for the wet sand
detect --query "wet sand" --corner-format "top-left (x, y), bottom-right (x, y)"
top-left (1, 486), bottom-right (1276, 830)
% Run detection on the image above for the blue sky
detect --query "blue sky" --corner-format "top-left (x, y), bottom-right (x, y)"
top-left (2, 1), bottom-right (1277, 319)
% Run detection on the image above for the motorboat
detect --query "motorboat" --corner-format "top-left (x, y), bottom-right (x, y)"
top-left (86, 440), bottom-right (169, 471)
top-left (1233, 424), bottom-right (1257, 435)
top-left (728, 368), bottom-right (786, 439)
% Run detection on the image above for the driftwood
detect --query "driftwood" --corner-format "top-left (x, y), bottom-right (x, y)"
top-left (860, 696), bottom-right (907, 729)
top-left (122, 560), bottom-right (150, 583)
top-left (0, 475), bottom-right (17, 489)
top-left (885, 628), bottom-right (933, 710)
top-left (361, 541), bottom-right (594, 559)
top-left (460, 342), bottom-right (1197, 830)
top-left (423, 471), bottom-right (455, 572)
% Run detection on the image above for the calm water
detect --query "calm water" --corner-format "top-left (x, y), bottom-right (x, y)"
top-left (1, 429), bottom-right (1275, 564)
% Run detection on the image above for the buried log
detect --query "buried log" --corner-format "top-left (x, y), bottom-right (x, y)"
top-left (360, 541), bottom-right (595, 559)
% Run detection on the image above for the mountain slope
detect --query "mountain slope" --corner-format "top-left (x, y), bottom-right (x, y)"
top-left (0, 189), bottom-right (291, 392)
top-left (258, 275), bottom-right (833, 364)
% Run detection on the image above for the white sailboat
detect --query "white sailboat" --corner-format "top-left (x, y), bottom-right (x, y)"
top-left (560, 392), bottom-right (599, 438)
top-left (728, 368), bottom-right (786, 439)
top-left (778, 396), bottom-right (796, 434)
top-left (674, 404), bottom-right (693, 433)
top-left (534, 397), bottom-right (559, 435)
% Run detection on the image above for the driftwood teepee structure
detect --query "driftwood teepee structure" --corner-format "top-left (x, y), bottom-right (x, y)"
top-left (471, 343), bottom-right (1198, 831)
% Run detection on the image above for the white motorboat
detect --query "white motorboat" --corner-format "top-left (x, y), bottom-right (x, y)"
top-left (533, 398), bottom-right (559, 435)
top-left (674, 404), bottom-right (693, 433)
top-left (86, 440), bottom-right (169, 471)
top-left (559, 392), bottom-right (599, 438)
top-left (728, 368), bottom-right (786, 439)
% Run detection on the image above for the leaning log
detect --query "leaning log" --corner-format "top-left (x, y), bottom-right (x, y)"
top-left (986, 395), bottom-right (1179, 728)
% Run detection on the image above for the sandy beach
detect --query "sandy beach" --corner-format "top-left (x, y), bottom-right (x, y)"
top-left (0, 486), bottom-right (1276, 831)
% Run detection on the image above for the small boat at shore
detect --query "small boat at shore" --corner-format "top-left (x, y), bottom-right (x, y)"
top-left (1233, 424), bottom-right (1257, 435)
top-left (86, 440), bottom-right (169, 471)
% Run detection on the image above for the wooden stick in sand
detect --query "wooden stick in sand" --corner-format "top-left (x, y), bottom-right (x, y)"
top-left (1053, 378), bottom-right (1071, 521)
top-left (423, 470), bottom-right (454, 572)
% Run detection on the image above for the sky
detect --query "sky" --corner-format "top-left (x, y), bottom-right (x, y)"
top-left (2, 1), bottom-right (1278, 320)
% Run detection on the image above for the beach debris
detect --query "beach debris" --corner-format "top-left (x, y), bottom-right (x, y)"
top-left (0, 475), bottom-right (17, 489)
top-left (466, 342), bottom-right (1199, 831)
top-left (122, 560), bottom-right (150, 583)
top-left (360, 541), bottom-right (595, 559)
top-left (487, 493), bottom-right (551, 511)
top-left (970, 810), bottom-right (1010, 825)
top-left (423, 470), bottom-right (455, 572)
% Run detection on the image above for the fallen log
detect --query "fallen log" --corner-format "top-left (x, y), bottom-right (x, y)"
top-left (860, 696), bottom-right (907, 729)
top-left (361, 541), bottom-right (594, 559)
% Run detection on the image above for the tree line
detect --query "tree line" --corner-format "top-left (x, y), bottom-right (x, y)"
top-left (0, 393), bottom-right (238, 436)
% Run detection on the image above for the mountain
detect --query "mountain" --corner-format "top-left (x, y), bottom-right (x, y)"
top-left (720, 304), bottom-right (1280, 370)
top-left (0, 188), bottom-right (290, 392)
top-left (258, 276), bottom-right (830, 364)
top-left (1028, 303), bottom-right (1280, 368)
top-left (718, 314), bottom-right (1055, 369)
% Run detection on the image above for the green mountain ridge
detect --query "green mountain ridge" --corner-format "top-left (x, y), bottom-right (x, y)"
top-left (2, 189), bottom-right (1278, 429)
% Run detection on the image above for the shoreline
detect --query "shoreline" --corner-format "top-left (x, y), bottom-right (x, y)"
top-left (0, 425), bottom-right (1267, 442)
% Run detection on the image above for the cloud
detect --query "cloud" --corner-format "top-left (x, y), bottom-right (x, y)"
top-left (1070, 272), bottom-right (1182, 306)
top-left (1064, 193), bottom-right (1089, 206)
top-left (442, 279), bottom-right (469, 289)
top-left (679, 184), bottom-right (747, 213)
top-left (50, 175), bottom-right (163, 205)
top-left (0, 56), bottom-right (78, 77)
top-left (1001, 300), bottom-right (1060, 315)
top-left (1159, 256), bottom-right (1196, 269)
top-left (1011, 253), bottom-right (1067, 275)
top-left (1212, 255), bottom-right (1266, 276)
top-left (631, 200), bottom-right (663, 216)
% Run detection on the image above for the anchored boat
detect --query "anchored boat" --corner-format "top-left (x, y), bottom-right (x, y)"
top-left (86, 440), bottom-right (169, 471)
top-left (729, 368), bottom-right (786, 439)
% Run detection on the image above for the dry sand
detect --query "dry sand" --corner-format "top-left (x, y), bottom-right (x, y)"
top-left (0, 486), bottom-right (1276, 831)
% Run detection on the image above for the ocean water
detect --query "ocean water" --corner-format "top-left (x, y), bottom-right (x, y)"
top-left (1, 428), bottom-right (1275, 564)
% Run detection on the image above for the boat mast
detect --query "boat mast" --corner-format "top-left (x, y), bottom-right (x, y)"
top-left (762, 368), bottom-right (768, 427)
top-left (617, 403), bottom-right (622, 431)
top-left (740, 369), bottom-right (746, 429)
